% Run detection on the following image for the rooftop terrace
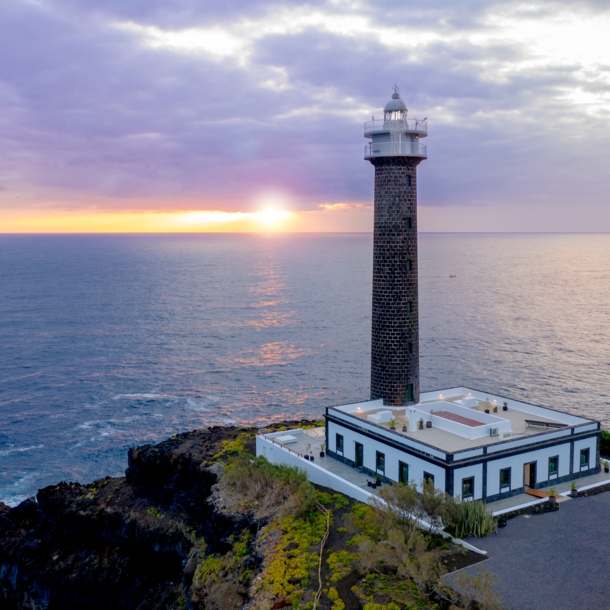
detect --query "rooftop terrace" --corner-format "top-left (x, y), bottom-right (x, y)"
top-left (328, 387), bottom-right (598, 454)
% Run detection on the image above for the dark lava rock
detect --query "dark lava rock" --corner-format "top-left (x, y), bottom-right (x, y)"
top-left (0, 422), bottom-right (318, 609)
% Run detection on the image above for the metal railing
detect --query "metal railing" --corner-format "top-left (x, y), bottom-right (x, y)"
top-left (364, 118), bottom-right (427, 134)
top-left (364, 142), bottom-right (428, 159)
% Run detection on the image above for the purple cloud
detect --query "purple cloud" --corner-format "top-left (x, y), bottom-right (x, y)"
top-left (0, 0), bottom-right (609, 225)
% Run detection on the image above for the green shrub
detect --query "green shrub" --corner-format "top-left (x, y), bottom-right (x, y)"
top-left (219, 455), bottom-right (317, 519)
top-left (601, 430), bottom-right (610, 457)
top-left (444, 499), bottom-right (497, 538)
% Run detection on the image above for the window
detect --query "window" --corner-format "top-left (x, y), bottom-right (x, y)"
top-left (407, 259), bottom-right (413, 271)
top-left (336, 434), bottom-right (344, 454)
top-left (406, 217), bottom-right (412, 230)
top-left (580, 448), bottom-right (590, 469)
top-left (408, 301), bottom-right (413, 313)
top-left (408, 342), bottom-right (413, 355)
top-left (462, 477), bottom-right (474, 499)
top-left (548, 456), bottom-right (559, 477)
top-left (423, 472), bottom-right (434, 485)
top-left (499, 468), bottom-right (511, 490)
top-left (406, 175), bottom-right (412, 188)
top-left (406, 383), bottom-right (414, 403)
top-left (399, 461), bottom-right (409, 484)
top-left (376, 451), bottom-right (385, 473)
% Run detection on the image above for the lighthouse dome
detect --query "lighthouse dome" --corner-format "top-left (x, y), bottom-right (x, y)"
top-left (384, 90), bottom-right (407, 113)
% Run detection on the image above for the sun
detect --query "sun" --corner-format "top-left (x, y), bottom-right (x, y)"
top-left (255, 207), bottom-right (291, 227)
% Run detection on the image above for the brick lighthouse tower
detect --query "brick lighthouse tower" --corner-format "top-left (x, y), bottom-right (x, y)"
top-left (365, 87), bottom-right (427, 406)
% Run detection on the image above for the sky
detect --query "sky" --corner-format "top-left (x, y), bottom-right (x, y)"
top-left (1, 0), bottom-right (609, 232)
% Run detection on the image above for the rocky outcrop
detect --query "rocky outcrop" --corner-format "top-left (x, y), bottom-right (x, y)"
top-left (0, 421), bottom-right (314, 610)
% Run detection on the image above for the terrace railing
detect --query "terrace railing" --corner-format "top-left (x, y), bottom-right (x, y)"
top-left (364, 118), bottom-right (427, 135)
top-left (364, 141), bottom-right (427, 159)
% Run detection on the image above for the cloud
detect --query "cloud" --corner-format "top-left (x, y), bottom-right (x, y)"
top-left (0, 0), bottom-right (609, 230)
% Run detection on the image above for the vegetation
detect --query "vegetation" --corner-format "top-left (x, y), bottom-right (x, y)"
top-left (350, 484), bottom-right (504, 609)
top-left (146, 506), bottom-right (162, 519)
top-left (217, 454), bottom-right (317, 520)
top-left (212, 455), bottom-right (503, 609)
top-left (252, 512), bottom-right (326, 603)
top-left (372, 479), bottom-right (497, 539)
top-left (601, 430), bottom-right (610, 457)
top-left (443, 499), bottom-right (498, 539)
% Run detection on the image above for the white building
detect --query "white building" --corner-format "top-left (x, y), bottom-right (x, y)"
top-left (324, 387), bottom-right (600, 501)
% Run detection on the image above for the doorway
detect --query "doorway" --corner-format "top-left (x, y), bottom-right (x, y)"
top-left (355, 442), bottom-right (363, 468)
top-left (524, 462), bottom-right (537, 490)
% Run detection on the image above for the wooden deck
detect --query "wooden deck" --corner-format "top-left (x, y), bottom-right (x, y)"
top-left (525, 488), bottom-right (553, 499)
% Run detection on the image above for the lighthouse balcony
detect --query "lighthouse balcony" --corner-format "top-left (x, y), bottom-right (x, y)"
top-left (364, 118), bottom-right (427, 137)
top-left (364, 141), bottom-right (427, 159)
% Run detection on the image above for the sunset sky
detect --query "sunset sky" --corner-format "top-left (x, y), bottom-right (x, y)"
top-left (1, 0), bottom-right (609, 232)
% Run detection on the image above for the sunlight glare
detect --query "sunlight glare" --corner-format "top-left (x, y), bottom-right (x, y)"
top-left (255, 208), bottom-right (292, 227)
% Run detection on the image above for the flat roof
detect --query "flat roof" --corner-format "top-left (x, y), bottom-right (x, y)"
top-left (328, 387), bottom-right (599, 454)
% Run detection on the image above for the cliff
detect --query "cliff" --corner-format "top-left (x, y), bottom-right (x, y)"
top-left (0, 423), bottom-right (304, 609)
top-left (0, 422), bottom-right (487, 610)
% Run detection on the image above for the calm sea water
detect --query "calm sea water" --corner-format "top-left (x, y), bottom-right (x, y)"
top-left (1, 233), bottom-right (609, 505)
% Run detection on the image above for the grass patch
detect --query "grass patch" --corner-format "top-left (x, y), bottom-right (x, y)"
top-left (254, 512), bottom-right (327, 602)
top-left (217, 454), bottom-right (317, 520)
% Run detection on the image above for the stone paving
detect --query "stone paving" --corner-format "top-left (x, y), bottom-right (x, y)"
top-left (486, 470), bottom-right (610, 515)
top-left (446, 491), bottom-right (610, 610)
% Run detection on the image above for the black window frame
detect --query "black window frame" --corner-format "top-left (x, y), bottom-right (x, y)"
top-left (336, 433), bottom-right (344, 454)
top-left (398, 461), bottom-right (409, 484)
top-left (376, 451), bottom-right (385, 474)
top-left (580, 448), bottom-right (590, 470)
top-left (462, 476), bottom-right (474, 499)
top-left (423, 472), bottom-right (434, 486)
top-left (548, 455), bottom-right (559, 477)
top-left (499, 467), bottom-right (511, 490)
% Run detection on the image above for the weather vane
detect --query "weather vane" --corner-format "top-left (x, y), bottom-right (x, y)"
top-left (393, 84), bottom-right (400, 96)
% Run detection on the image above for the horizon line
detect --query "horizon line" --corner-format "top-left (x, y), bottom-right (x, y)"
top-left (1, 231), bottom-right (610, 236)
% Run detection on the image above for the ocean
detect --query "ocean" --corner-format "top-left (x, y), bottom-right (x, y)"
top-left (1, 233), bottom-right (609, 506)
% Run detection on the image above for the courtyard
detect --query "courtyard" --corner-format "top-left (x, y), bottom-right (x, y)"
top-left (449, 491), bottom-right (610, 610)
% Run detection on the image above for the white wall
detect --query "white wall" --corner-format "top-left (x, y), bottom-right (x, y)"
top-left (424, 387), bottom-right (592, 426)
top-left (256, 435), bottom-right (374, 504)
top-left (452, 463), bottom-right (484, 500)
top-left (573, 437), bottom-right (598, 472)
top-left (329, 409), bottom-right (447, 459)
top-left (486, 441), bottom-right (572, 496)
top-left (419, 401), bottom-right (511, 440)
top-left (328, 420), bottom-right (446, 489)
top-left (486, 427), bottom-right (572, 454)
top-left (333, 399), bottom-right (384, 415)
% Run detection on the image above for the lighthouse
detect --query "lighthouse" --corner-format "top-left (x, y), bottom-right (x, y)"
top-left (365, 87), bottom-right (428, 406)
top-left (259, 88), bottom-right (601, 510)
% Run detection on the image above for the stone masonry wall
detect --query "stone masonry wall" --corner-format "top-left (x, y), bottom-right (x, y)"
top-left (369, 156), bottom-right (422, 405)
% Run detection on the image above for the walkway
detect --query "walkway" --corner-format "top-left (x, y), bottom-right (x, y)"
top-left (486, 470), bottom-right (610, 515)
